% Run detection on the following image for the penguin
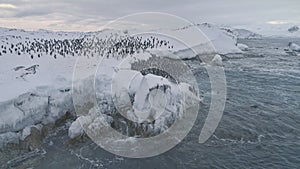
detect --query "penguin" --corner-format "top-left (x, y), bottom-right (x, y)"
top-left (163, 85), bottom-right (167, 92)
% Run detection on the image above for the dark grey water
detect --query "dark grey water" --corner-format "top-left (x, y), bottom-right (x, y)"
top-left (2, 38), bottom-right (300, 169)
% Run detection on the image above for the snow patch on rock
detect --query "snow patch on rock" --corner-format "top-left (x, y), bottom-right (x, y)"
top-left (210, 54), bottom-right (223, 67)
top-left (0, 132), bottom-right (20, 148)
top-left (288, 42), bottom-right (300, 52)
top-left (68, 116), bottom-right (84, 139)
top-left (288, 26), bottom-right (299, 33)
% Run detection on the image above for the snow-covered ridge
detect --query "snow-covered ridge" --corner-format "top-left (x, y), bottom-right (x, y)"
top-left (0, 27), bottom-right (84, 39)
top-left (174, 23), bottom-right (242, 55)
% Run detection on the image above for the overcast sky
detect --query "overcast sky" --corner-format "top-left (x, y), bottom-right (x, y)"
top-left (0, 0), bottom-right (299, 31)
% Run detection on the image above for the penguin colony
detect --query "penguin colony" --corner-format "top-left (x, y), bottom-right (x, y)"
top-left (0, 33), bottom-right (174, 59)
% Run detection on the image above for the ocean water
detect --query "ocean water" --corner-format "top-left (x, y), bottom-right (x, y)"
top-left (2, 38), bottom-right (300, 169)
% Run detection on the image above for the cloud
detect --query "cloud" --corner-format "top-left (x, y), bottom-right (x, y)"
top-left (267, 20), bottom-right (289, 25)
top-left (0, 0), bottom-right (299, 31)
top-left (0, 3), bottom-right (17, 9)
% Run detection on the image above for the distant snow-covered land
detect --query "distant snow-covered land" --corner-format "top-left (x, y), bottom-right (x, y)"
top-left (232, 24), bottom-right (300, 38)
top-left (221, 27), bottom-right (262, 39)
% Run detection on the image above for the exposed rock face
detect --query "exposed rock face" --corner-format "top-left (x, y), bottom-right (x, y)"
top-left (20, 126), bottom-right (43, 151)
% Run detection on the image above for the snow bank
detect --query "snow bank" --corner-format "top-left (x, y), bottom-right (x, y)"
top-left (237, 43), bottom-right (249, 51)
top-left (0, 83), bottom-right (74, 147)
top-left (172, 24), bottom-right (242, 60)
top-left (0, 84), bottom-right (73, 133)
top-left (197, 24), bottom-right (241, 54)
top-left (0, 52), bottom-right (77, 102)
